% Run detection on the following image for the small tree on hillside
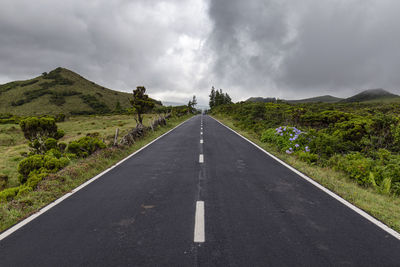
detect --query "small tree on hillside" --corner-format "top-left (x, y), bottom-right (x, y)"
top-left (129, 86), bottom-right (155, 124)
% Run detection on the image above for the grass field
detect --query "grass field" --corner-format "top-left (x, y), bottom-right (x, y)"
top-left (0, 114), bottom-right (192, 231)
top-left (213, 114), bottom-right (400, 233)
top-left (0, 114), bottom-right (158, 188)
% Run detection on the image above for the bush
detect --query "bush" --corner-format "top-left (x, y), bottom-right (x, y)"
top-left (43, 155), bottom-right (69, 172)
top-left (330, 153), bottom-right (374, 185)
top-left (17, 155), bottom-right (45, 182)
top-left (17, 154), bottom-right (69, 183)
top-left (25, 171), bottom-right (48, 189)
top-left (44, 138), bottom-right (58, 151)
top-left (261, 126), bottom-right (310, 154)
top-left (0, 187), bottom-right (20, 202)
top-left (67, 136), bottom-right (106, 158)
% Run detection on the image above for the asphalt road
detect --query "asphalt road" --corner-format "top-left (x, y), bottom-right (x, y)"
top-left (1, 114), bottom-right (400, 266)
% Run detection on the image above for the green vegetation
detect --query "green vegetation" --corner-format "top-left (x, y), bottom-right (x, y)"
top-left (129, 86), bottom-right (155, 124)
top-left (210, 95), bottom-right (400, 232)
top-left (0, 67), bottom-right (161, 115)
top-left (209, 86), bottom-right (232, 108)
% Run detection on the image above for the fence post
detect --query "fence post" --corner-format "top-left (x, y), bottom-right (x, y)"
top-left (113, 128), bottom-right (119, 146)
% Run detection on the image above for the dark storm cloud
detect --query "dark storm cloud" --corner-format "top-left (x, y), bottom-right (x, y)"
top-left (0, 0), bottom-right (210, 104)
top-left (2, 0), bottom-right (400, 104)
top-left (207, 0), bottom-right (400, 100)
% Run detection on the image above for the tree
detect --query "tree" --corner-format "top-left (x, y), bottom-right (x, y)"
top-left (209, 87), bottom-right (216, 108)
top-left (191, 95), bottom-right (197, 107)
top-left (129, 86), bottom-right (155, 124)
top-left (209, 87), bottom-right (232, 109)
top-left (224, 93), bottom-right (232, 104)
top-left (188, 95), bottom-right (198, 113)
top-left (19, 117), bottom-right (65, 154)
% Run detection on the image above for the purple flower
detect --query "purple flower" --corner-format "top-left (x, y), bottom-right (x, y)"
top-left (289, 147), bottom-right (293, 150)
top-left (295, 144), bottom-right (299, 148)
top-left (280, 133), bottom-right (283, 136)
top-left (289, 134), bottom-right (293, 137)
top-left (285, 150), bottom-right (292, 154)
top-left (305, 146), bottom-right (310, 152)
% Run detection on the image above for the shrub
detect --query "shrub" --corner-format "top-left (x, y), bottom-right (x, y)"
top-left (20, 117), bottom-right (64, 154)
top-left (17, 154), bottom-right (69, 183)
top-left (66, 136), bottom-right (106, 158)
top-left (0, 187), bottom-right (20, 202)
top-left (330, 153), bottom-right (374, 185)
top-left (80, 94), bottom-right (111, 114)
top-left (25, 171), bottom-right (48, 189)
top-left (261, 126), bottom-right (310, 154)
top-left (16, 186), bottom-right (32, 197)
top-left (43, 155), bottom-right (69, 172)
top-left (17, 155), bottom-right (45, 182)
top-left (46, 148), bottom-right (62, 159)
top-left (44, 138), bottom-right (58, 151)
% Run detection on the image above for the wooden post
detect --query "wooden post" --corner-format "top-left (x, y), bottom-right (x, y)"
top-left (113, 128), bottom-right (119, 146)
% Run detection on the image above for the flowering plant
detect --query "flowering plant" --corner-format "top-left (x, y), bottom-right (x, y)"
top-left (261, 126), bottom-right (310, 154)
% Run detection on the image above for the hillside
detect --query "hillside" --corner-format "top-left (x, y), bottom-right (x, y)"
top-left (341, 88), bottom-right (400, 103)
top-left (0, 67), bottom-right (160, 116)
top-left (246, 97), bottom-right (277, 103)
top-left (246, 95), bottom-right (343, 104)
top-left (285, 95), bottom-right (343, 103)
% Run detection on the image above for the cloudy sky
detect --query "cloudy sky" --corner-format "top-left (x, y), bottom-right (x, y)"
top-left (1, 0), bottom-right (400, 105)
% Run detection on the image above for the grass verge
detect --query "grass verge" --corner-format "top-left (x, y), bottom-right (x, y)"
top-left (0, 114), bottom-right (193, 232)
top-left (213, 114), bottom-right (400, 233)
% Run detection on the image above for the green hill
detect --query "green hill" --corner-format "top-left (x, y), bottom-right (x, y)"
top-left (341, 88), bottom-right (400, 103)
top-left (285, 95), bottom-right (343, 103)
top-left (0, 67), bottom-right (160, 116)
top-left (246, 95), bottom-right (343, 104)
top-left (245, 97), bottom-right (277, 103)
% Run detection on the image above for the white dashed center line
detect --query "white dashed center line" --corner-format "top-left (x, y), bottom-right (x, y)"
top-left (194, 201), bottom-right (205, 243)
top-left (199, 154), bottom-right (204, 163)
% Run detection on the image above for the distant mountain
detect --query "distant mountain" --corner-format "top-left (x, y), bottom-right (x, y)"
top-left (341, 88), bottom-right (400, 103)
top-left (245, 97), bottom-right (277, 103)
top-left (285, 95), bottom-right (343, 103)
top-left (246, 95), bottom-right (342, 104)
top-left (246, 89), bottom-right (400, 104)
top-left (0, 67), bottom-right (160, 116)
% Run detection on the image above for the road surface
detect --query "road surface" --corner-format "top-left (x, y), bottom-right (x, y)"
top-left (1, 115), bottom-right (400, 266)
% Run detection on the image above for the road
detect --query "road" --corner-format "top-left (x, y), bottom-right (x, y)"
top-left (1, 114), bottom-right (400, 266)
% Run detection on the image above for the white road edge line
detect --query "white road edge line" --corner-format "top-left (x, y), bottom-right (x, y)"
top-left (199, 154), bottom-right (204, 163)
top-left (0, 116), bottom-right (197, 242)
top-left (200, 139), bottom-right (203, 144)
top-left (194, 201), bottom-right (205, 243)
top-left (211, 116), bottom-right (400, 241)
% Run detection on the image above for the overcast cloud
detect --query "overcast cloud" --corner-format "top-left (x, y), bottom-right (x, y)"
top-left (1, 0), bottom-right (400, 104)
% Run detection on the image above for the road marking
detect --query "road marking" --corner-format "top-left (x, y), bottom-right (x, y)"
top-left (199, 154), bottom-right (204, 163)
top-left (0, 116), bottom-right (197, 242)
top-left (200, 131), bottom-right (203, 135)
top-left (211, 116), bottom-right (400, 241)
top-left (200, 139), bottom-right (203, 144)
top-left (194, 201), bottom-right (205, 243)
